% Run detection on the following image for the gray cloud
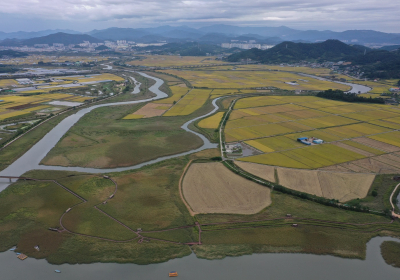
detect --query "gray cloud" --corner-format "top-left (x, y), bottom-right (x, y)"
top-left (0, 0), bottom-right (398, 32)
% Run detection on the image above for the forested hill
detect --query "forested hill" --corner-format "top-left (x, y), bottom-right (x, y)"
top-left (0, 50), bottom-right (28, 58)
top-left (22, 33), bottom-right (102, 46)
top-left (227, 40), bottom-right (363, 63)
top-left (353, 48), bottom-right (400, 79)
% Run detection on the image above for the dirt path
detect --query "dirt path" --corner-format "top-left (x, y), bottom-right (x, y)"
top-left (178, 160), bottom-right (198, 216)
top-left (390, 182), bottom-right (400, 218)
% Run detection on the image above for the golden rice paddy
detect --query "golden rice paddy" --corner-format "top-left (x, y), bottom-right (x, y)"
top-left (198, 112), bottom-right (224, 129)
top-left (154, 84), bottom-right (189, 104)
top-left (0, 93), bottom-right (96, 120)
top-left (163, 89), bottom-right (211, 116)
top-left (0, 79), bottom-right (18, 87)
top-left (163, 70), bottom-right (351, 91)
top-left (1, 55), bottom-right (108, 65)
top-left (128, 55), bottom-right (227, 67)
top-left (225, 95), bottom-right (400, 170)
top-left (59, 73), bottom-right (124, 83)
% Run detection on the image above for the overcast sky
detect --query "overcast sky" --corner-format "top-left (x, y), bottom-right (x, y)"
top-left (0, 0), bottom-right (398, 33)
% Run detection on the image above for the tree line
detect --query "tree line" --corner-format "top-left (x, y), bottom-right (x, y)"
top-left (317, 89), bottom-right (385, 104)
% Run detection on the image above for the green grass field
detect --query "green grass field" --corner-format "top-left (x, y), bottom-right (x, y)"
top-left (381, 241), bottom-right (400, 268)
top-left (41, 103), bottom-right (203, 168)
top-left (1, 155), bottom-right (400, 264)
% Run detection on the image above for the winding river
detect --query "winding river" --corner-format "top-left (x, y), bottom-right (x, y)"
top-left (0, 72), bottom-right (217, 190)
top-left (298, 73), bottom-right (371, 93)
top-left (0, 72), bottom-right (399, 276)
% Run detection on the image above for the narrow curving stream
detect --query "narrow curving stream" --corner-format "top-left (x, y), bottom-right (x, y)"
top-left (0, 72), bottom-right (218, 190)
top-left (0, 237), bottom-right (399, 279)
top-left (298, 73), bottom-right (371, 93)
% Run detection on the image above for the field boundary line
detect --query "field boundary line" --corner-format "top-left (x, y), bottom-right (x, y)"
top-left (390, 183), bottom-right (400, 218)
top-left (178, 160), bottom-right (197, 216)
top-left (162, 86), bottom-right (194, 116)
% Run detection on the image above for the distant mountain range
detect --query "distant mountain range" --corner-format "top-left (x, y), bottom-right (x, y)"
top-left (0, 29), bottom-right (81, 40)
top-left (1, 24), bottom-right (400, 45)
top-left (0, 32), bottom-right (102, 47)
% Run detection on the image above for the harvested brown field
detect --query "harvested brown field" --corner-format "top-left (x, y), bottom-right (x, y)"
top-left (124, 103), bottom-right (171, 119)
top-left (369, 154), bottom-right (400, 169)
top-left (349, 158), bottom-right (400, 174)
top-left (235, 161), bottom-right (276, 182)
top-left (182, 162), bottom-right (271, 214)
top-left (332, 142), bottom-right (375, 157)
top-left (318, 172), bottom-right (375, 202)
top-left (276, 168), bottom-right (322, 197)
top-left (275, 168), bottom-right (375, 202)
top-left (352, 138), bottom-right (400, 153)
top-left (319, 165), bottom-right (352, 172)
top-left (337, 162), bottom-right (371, 173)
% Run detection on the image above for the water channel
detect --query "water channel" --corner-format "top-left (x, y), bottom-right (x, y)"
top-left (298, 73), bottom-right (371, 93)
top-left (0, 72), bottom-right (399, 277)
top-left (0, 71), bottom-right (217, 190)
top-left (0, 237), bottom-right (399, 279)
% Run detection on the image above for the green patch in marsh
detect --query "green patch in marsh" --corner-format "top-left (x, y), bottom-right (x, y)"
top-left (1, 154), bottom-right (400, 264)
top-left (41, 103), bottom-right (203, 168)
top-left (381, 241), bottom-right (400, 268)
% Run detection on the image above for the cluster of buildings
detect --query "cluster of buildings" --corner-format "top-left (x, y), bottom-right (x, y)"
top-left (0, 39), bottom-right (168, 53)
top-left (297, 137), bottom-right (324, 145)
top-left (221, 42), bottom-right (275, 50)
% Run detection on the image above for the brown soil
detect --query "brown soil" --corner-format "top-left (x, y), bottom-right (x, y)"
top-left (277, 168), bottom-right (322, 197)
top-left (337, 162), bottom-right (371, 173)
top-left (317, 171), bottom-right (375, 202)
top-left (182, 162), bottom-right (271, 214)
top-left (352, 138), bottom-right (400, 153)
top-left (276, 167), bottom-right (375, 202)
top-left (132, 103), bottom-right (171, 118)
top-left (235, 161), bottom-right (276, 182)
top-left (373, 154), bottom-right (400, 168)
top-left (349, 158), bottom-right (400, 174)
top-left (318, 165), bottom-right (352, 172)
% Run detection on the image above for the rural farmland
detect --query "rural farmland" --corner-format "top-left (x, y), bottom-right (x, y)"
top-left (220, 96), bottom-right (400, 173)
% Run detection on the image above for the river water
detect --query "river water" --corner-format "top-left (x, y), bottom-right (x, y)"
top-left (0, 72), bottom-right (217, 190)
top-left (298, 73), bottom-right (371, 94)
top-left (0, 237), bottom-right (399, 279)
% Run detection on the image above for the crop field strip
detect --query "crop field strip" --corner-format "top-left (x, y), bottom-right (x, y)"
top-left (182, 162), bottom-right (271, 214)
top-left (162, 69), bottom-right (351, 91)
top-left (226, 96), bottom-right (400, 170)
top-left (163, 89), bottom-right (212, 116)
top-left (198, 112), bottom-right (224, 129)
top-left (123, 103), bottom-right (172, 119)
top-left (128, 55), bottom-right (227, 67)
top-left (153, 84), bottom-right (189, 104)
top-left (2, 55), bottom-right (108, 65)
top-left (0, 73), bottom-right (123, 120)
top-left (0, 93), bottom-right (97, 120)
top-left (1, 74), bottom-right (124, 95)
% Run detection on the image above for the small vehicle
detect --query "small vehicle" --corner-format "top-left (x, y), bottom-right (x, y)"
top-left (169, 271), bottom-right (178, 277)
top-left (55, 270), bottom-right (61, 273)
